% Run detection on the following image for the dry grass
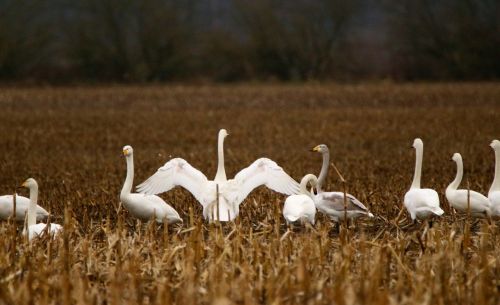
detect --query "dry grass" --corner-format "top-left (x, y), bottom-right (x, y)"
top-left (0, 82), bottom-right (499, 305)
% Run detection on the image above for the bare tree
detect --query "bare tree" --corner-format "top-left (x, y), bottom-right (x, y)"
top-left (385, 0), bottom-right (500, 79)
top-left (61, 0), bottom-right (197, 81)
top-left (234, 0), bottom-right (362, 80)
top-left (0, 0), bottom-right (54, 80)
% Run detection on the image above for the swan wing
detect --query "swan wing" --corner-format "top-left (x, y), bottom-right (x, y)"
top-left (136, 158), bottom-right (208, 203)
top-left (405, 188), bottom-right (440, 209)
top-left (233, 158), bottom-right (300, 204)
top-left (316, 192), bottom-right (369, 212)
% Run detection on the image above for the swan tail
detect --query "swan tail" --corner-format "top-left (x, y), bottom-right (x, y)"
top-left (286, 215), bottom-right (300, 222)
top-left (433, 207), bottom-right (445, 216)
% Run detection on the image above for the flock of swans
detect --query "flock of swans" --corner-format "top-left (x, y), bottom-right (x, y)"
top-left (1, 130), bottom-right (500, 241)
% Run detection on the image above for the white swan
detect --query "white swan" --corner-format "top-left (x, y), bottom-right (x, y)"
top-left (311, 144), bottom-right (373, 221)
top-left (0, 194), bottom-right (49, 221)
top-left (121, 146), bottom-right (182, 224)
top-left (137, 129), bottom-right (300, 222)
top-left (20, 178), bottom-right (62, 241)
top-left (403, 138), bottom-right (444, 221)
top-left (489, 140), bottom-right (500, 216)
top-left (446, 152), bottom-right (491, 217)
top-left (283, 174), bottom-right (317, 225)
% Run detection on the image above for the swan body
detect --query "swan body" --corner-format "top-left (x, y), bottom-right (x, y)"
top-left (20, 178), bottom-right (62, 241)
top-left (137, 129), bottom-right (300, 222)
top-left (25, 222), bottom-right (63, 241)
top-left (311, 144), bottom-right (374, 221)
top-left (489, 192), bottom-right (500, 216)
top-left (0, 194), bottom-right (49, 221)
top-left (121, 146), bottom-right (182, 224)
top-left (314, 192), bottom-right (374, 221)
top-left (404, 188), bottom-right (443, 220)
top-left (489, 140), bottom-right (500, 216)
top-left (446, 152), bottom-right (491, 217)
top-left (283, 174), bottom-right (317, 225)
top-left (403, 139), bottom-right (444, 220)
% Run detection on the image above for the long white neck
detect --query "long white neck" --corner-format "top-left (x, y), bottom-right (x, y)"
top-left (300, 174), bottom-right (317, 199)
top-left (410, 145), bottom-right (423, 189)
top-left (447, 158), bottom-right (463, 192)
top-left (214, 133), bottom-right (227, 182)
top-left (27, 185), bottom-right (38, 227)
top-left (121, 154), bottom-right (134, 199)
top-left (317, 150), bottom-right (329, 192)
top-left (490, 148), bottom-right (500, 194)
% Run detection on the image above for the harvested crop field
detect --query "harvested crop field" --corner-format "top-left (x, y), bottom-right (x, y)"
top-left (0, 83), bottom-right (500, 305)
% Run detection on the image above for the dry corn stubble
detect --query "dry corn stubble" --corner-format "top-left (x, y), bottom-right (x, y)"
top-left (0, 83), bottom-right (499, 305)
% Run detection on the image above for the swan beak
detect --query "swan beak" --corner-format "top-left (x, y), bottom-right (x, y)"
top-left (123, 149), bottom-right (129, 156)
top-left (311, 146), bottom-right (320, 152)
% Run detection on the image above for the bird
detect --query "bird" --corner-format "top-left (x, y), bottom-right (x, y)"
top-left (121, 145), bottom-right (182, 224)
top-left (446, 152), bottom-right (491, 217)
top-left (137, 129), bottom-right (300, 222)
top-left (283, 174), bottom-right (318, 225)
top-left (0, 194), bottom-right (49, 222)
top-left (19, 178), bottom-right (62, 241)
top-left (488, 140), bottom-right (500, 216)
top-left (403, 138), bottom-right (444, 221)
top-left (311, 144), bottom-right (373, 221)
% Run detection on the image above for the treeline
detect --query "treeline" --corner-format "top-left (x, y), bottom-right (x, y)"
top-left (0, 0), bottom-right (498, 82)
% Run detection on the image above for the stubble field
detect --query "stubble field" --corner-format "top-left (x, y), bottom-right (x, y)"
top-left (0, 83), bottom-right (499, 305)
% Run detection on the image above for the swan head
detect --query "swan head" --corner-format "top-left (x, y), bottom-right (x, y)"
top-left (123, 145), bottom-right (133, 157)
top-left (412, 138), bottom-right (423, 149)
top-left (451, 152), bottom-right (462, 162)
top-left (311, 144), bottom-right (329, 153)
top-left (219, 129), bottom-right (229, 138)
top-left (21, 178), bottom-right (38, 189)
top-left (490, 139), bottom-right (500, 150)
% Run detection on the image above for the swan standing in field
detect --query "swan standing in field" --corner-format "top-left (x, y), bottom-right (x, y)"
top-left (121, 145), bottom-right (182, 224)
top-left (446, 152), bottom-right (491, 217)
top-left (404, 138), bottom-right (444, 221)
top-left (137, 129), bottom-right (300, 222)
top-left (283, 174), bottom-right (317, 225)
top-left (0, 194), bottom-right (49, 221)
top-left (20, 178), bottom-right (62, 240)
top-left (488, 140), bottom-right (500, 216)
top-left (311, 144), bottom-right (373, 221)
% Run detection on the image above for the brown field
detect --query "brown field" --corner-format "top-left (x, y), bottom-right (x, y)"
top-left (0, 83), bottom-right (499, 305)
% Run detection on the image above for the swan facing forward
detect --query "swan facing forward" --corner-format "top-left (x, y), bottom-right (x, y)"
top-left (0, 194), bottom-right (49, 221)
top-left (446, 153), bottom-right (490, 217)
top-left (20, 178), bottom-right (62, 241)
top-left (404, 139), bottom-right (444, 221)
top-left (311, 144), bottom-right (373, 221)
top-left (137, 129), bottom-right (300, 222)
top-left (489, 140), bottom-right (500, 216)
top-left (121, 146), bottom-right (182, 224)
top-left (283, 174), bottom-right (317, 225)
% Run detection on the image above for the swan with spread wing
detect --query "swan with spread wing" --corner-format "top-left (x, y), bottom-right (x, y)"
top-left (137, 129), bottom-right (300, 221)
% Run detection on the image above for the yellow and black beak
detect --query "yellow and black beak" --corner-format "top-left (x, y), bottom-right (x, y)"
top-left (311, 145), bottom-right (320, 152)
top-left (123, 149), bottom-right (129, 156)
